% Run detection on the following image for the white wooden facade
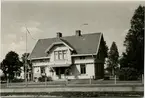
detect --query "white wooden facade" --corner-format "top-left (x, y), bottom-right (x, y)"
top-left (32, 44), bottom-right (96, 80)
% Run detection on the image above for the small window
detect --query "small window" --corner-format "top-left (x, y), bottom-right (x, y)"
top-left (80, 64), bottom-right (86, 74)
top-left (59, 51), bottom-right (63, 60)
top-left (54, 51), bottom-right (58, 60)
top-left (63, 50), bottom-right (67, 59)
top-left (80, 56), bottom-right (85, 60)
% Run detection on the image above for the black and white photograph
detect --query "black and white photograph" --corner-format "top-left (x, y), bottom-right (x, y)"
top-left (0, 0), bottom-right (144, 98)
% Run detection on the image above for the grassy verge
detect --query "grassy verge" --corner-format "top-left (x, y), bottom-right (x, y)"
top-left (1, 91), bottom-right (143, 97)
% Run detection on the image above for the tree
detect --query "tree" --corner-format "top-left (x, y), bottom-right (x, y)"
top-left (21, 53), bottom-right (30, 71)
top-left (120, 5), bottom-right (144, 74)
top-left (21, 53), bottom-right (32, 81)
top-left (102, 40), bottom-right (108, 58)
top-left (106, 42), bottom-right (119, 76)
top-left (1, 51), bottom-right (22, 81)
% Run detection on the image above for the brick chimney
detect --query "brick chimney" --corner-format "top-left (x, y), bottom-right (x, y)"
top-left (57, 32), bottom-right (62, 38)
top-left (76, 30), bottom-right (81, 36)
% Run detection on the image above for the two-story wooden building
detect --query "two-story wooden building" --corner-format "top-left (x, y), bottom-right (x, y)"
top-left (28, 30), bottom-right (106, 80)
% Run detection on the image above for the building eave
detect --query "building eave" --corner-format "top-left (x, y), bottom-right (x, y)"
top-left (30, 57), bottom-right (50, 60)
top-left (71, 53), bottom-right (97, 57)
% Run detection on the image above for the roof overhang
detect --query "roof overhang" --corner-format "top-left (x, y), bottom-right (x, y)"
top-left (71, 53), bottom-right (97, 57)
top-left (29, 57), bottom-right (50, 60)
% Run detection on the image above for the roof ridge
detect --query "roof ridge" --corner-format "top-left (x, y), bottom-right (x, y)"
top-left (39, 32), bottom-right (102, 40)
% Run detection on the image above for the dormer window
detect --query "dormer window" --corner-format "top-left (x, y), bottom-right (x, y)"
top-left (54, 50), bottom-right (67, 60)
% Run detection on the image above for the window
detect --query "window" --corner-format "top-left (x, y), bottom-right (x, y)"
top-left (80, 56), bottom-right (85, 60)
top-left (54, 50), bottom-right (67, 60)
top-left (80, 64), bottom-right (86, 74)
top-left (40, 67), bottom-right (45, 74)
top-left (63, 50), bottom-right (67, 59)
top-left (54, 51), bottom-right (58, 60)
top-left (58, 51), bottom-right (63, 60)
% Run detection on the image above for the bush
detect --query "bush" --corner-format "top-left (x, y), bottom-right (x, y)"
top-left (11, 78), bottom-right (25, 83)
top-left (104, 70), bottom-right (110, 80)
top-left (38, 76), bottom-right (52, 82)
top-left (118, 67), bottom-right (139, 81)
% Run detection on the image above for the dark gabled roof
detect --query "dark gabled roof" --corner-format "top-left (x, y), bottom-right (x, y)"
top-left (28, 32), bottom-right (102, 59)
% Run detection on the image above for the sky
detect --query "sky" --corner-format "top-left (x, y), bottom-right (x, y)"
top-left (1, 1), bottom-right (145, 61)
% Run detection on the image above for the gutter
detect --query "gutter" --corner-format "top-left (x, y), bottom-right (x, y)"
top-left (71, 53), bottom-right (96, 57)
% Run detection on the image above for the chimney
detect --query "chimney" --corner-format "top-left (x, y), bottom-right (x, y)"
top-left (57, 32), bottom-right (62, 38)
top-left (76, 30), bottom-right (81, 36)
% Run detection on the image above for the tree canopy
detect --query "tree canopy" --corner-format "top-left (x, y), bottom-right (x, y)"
top-left (1, 51), bottom-right (22, 81)
top-left (106, 41), bottom-right (119, 76)
top-left (21, 53), bottom-right (32, 72)
top-left (120, 5), bottom-right (144, 74)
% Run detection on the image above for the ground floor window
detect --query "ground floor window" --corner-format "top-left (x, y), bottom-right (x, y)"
top-left (80, 64), bottom-right (86, 74)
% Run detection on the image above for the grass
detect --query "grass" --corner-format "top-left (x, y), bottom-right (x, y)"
top-left (1, 91), bottom-right (143, 97)
top-left (0, 79), bottom-right (143, 88)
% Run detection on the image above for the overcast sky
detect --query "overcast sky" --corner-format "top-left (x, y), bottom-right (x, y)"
top-left (1, 1), bottom-right (145, 61)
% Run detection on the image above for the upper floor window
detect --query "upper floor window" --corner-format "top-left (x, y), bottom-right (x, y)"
top-left (80, 64), bottom-right (86, 74)
top-left (62, 50), bottom-right (67, 59)
top-left (54, 51), bottom-right (59, 60)
top-left (54, 50), bottom-right (67, 60)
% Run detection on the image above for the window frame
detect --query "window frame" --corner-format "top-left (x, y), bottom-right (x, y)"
top-left (54, 50), bottom-right (67, 60)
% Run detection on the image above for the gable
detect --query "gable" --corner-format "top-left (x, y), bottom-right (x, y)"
top-left (45, 40), bottom-right (74, 53)
top-left (28, 33), bottom-right (102, 59)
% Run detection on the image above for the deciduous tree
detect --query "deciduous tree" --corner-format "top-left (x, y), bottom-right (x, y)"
top-left (1, 51), bottom-right (22, 81)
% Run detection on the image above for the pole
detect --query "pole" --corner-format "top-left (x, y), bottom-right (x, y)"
top-left (25, 26), bottom-right (27, 87)
top-left (142, 74), bottom-right (144, 84)
top-left (45, 73), bottom-right (47, 87)
top-left (114, 75), bottom-right (116, 84)
top-left (7, 74), bottom-right (9, 87)
top-left (89, 76), bottom-right (92, 84)
top-left (65, 76), bottom-right (68, 86)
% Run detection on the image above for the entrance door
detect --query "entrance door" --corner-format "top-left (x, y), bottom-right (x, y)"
top-left (55, 68), bottom-right (61, 79)
top-left (56, 67), bottom-right (66, 79)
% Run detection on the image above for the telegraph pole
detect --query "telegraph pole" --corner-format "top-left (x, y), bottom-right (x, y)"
top-left (25, 26), bottom-right (28, 86)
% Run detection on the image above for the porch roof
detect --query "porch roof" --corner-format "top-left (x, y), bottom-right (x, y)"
top-left (50, 64), bottom-right (70, 67)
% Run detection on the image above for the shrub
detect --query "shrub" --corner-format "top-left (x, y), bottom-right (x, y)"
top-left (104, 70), bottom-right (110, 80)
top-left (11, 78), bottom-right (25, 83)
top-left (38, 76), bottom-right (52, 82)
top-left (118, 67), bottom-right (139, 81)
